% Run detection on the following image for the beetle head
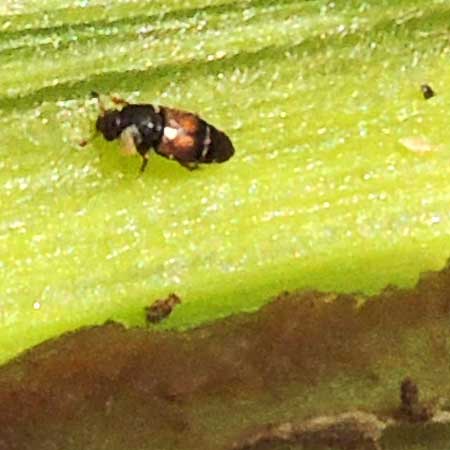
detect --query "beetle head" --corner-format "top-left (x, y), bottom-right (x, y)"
top-left (96, 110), bottom-right (123, 141)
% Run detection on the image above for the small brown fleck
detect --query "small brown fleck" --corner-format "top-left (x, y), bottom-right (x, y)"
top-left (145, 293), bottom-right (181, 324)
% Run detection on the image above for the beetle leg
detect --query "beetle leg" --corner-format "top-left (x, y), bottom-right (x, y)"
top-left (140, 152), bottom-right (150, 172)
top-left (90, 91), bottom-right (108, 113)
top-left (119, 127), bottom-right (139, 156)
top-left (178, 161), bottom-right (199, 171)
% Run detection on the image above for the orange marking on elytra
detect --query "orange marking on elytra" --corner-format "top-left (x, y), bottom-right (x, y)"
top-left (179, 116), bottom-right (198, 133)
top-left (176, 135), bottom-right (195, 149)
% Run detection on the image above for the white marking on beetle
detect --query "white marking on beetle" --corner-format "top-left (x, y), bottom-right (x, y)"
top-left (201, 125), bottom-right (211, 158)
top-left (164, 126), bottom-right (178, 140)
top-left (146, 121), bottom-right (154, 129)
top-left (168, 119), bottom-right (180, 128)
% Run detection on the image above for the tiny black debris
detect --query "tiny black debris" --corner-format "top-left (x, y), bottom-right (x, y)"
top-left (145, 293), bottom-right (182, 324)
top-left (421, 84), bottom-right (436, 100)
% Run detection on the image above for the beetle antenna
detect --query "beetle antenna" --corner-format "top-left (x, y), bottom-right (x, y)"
top-left (110, 94), bottom-right (129, 107)
top-left (90, 90), bottom-right (107, 113)
top-left (79, 91), bottom-right (104, 147)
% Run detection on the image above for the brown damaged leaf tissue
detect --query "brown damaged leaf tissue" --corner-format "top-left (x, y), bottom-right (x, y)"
top-left (2, 262), bottom-right (450, 449)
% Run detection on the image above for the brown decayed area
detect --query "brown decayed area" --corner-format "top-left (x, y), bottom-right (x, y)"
top-left (232, 412), bottom-right (386, 450)
top-left (2, 264), bottom-right (450, 449)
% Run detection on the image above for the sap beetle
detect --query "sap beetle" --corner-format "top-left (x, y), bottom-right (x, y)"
top-left (82, 92), bottom-right (235, 172)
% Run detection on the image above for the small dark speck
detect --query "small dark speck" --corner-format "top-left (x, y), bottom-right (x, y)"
top-left (421, 84), bottom-right (436, 100)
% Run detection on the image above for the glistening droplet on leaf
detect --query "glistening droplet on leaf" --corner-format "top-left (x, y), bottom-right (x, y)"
top-left (399, 136), bottom-right (440, 154)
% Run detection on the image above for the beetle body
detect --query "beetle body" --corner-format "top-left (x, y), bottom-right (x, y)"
top-left (94, 98), bottom-right (235, 172)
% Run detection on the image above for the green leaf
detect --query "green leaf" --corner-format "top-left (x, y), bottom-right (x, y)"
top-left (2, 0), bottom-right (450, 364)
